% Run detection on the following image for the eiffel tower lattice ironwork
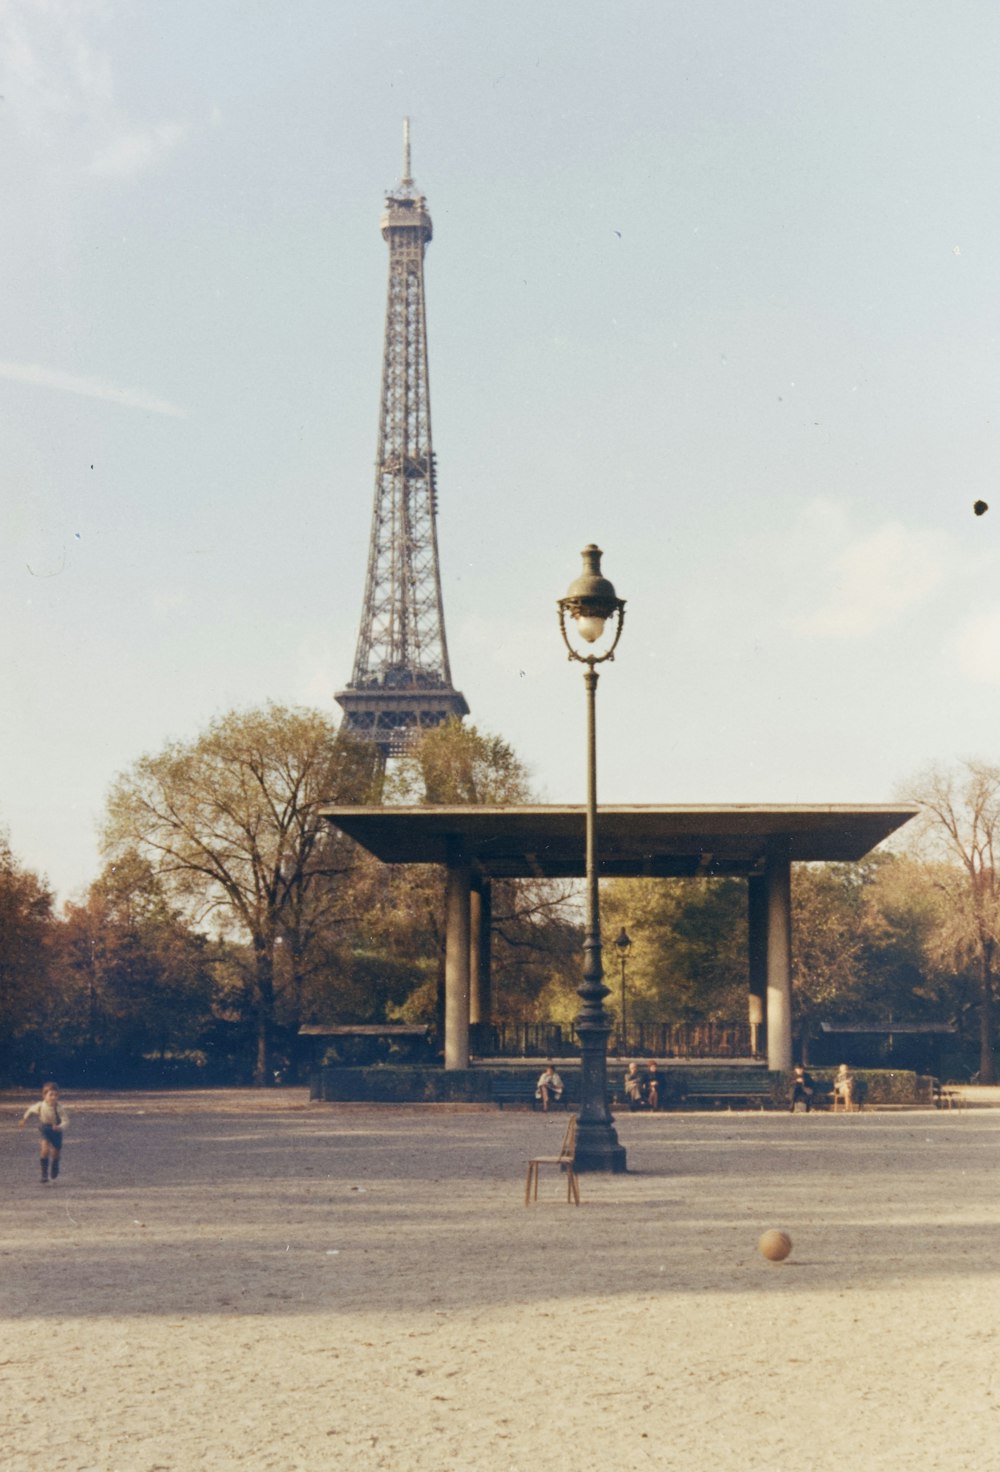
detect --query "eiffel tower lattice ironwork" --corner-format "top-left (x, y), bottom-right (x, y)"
top-left (336, 121), bottom-right (468, 758)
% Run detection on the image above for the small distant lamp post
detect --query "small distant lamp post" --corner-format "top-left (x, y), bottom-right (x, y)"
top-left (614, 927), bottom-right (632, 1056)
top-left (558, 543), bottom-right (627, 1172)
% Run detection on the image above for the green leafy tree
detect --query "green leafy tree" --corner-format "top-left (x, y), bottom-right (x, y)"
top-left (858, 853), bottom-right (980, 1055)
top-left (601, 877), bottom-right (748, 1028)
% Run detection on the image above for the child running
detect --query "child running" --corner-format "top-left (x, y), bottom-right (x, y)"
top-left (20, 1082), bottom-right (68, 1184)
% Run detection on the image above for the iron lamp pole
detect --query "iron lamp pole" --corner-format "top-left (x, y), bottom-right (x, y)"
top-left (558, 544), bottom-right (627, 1173)
top-left (614, 927), bottom-right (632, 1056)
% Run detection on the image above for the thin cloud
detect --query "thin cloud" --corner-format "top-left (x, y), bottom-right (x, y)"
top-left (0, 360), bottom-right (185, 417)
top-left (954, 607), bottom-right (1000, 685)
top-left (88, 119), bottom-right (189, 179)
top-left (798, 521), bottom-right (947, 638)
top-left (1, 4), bottom-right (189, 179)
top-left (1, 2), bottom-right (114, 142)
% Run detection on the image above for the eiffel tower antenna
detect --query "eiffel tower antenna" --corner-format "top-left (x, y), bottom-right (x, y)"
top-left (402, 115), bottom-right (412, 184)
top-left (335, 122), bottom-right (469, 758)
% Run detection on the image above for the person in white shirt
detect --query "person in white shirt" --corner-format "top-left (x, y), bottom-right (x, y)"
top-left (832, 1063), bottom-right (856, 1110)
top-left (20, 1082), bottom-right (68, 1183)
top-left (535, 1063), bottom-right (564, 1111)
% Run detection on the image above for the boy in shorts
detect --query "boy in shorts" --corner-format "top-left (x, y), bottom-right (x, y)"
top-left (20, 1082), bottom-right (68, 1183)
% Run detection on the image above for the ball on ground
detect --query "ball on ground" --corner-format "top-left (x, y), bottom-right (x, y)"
top-left (758, 1229), bottom-right (792, 1262)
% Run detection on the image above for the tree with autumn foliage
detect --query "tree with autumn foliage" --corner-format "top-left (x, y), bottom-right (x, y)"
top-left (103, 704), bottom-right (378, 1083)
top-left (0, 835), bottom-right (57, 1079)
top-left (898, 760), bottom-right (1000, 1082)
top-left (337, 720), bottom-right (581, 1034)
top-left (57, 851), bottom-right (214, 1066)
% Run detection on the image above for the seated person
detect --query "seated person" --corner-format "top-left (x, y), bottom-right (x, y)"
top-left (623, 1060), bottom-right (647, 1110)
top-left (788, 1064), bottom-right (815, 1113)
top-left (535, 1062), bottom-right (564, 1111)
top-left (832, 1063), bottom-right (856, 1109)
top-left (645, 1060), bottom-right (663, 1111)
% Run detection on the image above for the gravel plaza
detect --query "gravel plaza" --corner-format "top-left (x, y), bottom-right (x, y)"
top-left (3, 1088), bottom-right (998, 1472)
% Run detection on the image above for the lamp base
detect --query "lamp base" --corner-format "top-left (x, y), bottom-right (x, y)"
top-left (573, 1121), bottom-right (628, 1174)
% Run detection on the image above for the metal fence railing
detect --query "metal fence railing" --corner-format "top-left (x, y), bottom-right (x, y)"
top-left (485, 1021), bottom-right (754, 1060)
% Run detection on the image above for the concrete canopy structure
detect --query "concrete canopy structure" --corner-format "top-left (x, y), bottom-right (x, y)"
top-left (321, 803), bottom-right (918, 1072)
top-left (321, 804), bottom-right (916, 876)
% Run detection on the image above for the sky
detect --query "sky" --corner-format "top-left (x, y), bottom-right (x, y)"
top-left (3, 0), bottom-right (1000, 905)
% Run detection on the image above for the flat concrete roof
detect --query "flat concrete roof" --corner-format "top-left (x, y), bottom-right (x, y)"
top-left (320, 803), bottom-right (918, 879)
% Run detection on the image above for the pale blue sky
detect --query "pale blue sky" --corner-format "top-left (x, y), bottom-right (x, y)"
top-left (3, 0), bottom-right (1000, 903)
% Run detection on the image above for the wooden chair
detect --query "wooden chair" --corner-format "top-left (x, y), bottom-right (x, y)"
top-left (525, 1115), bottom-right (580, 1206)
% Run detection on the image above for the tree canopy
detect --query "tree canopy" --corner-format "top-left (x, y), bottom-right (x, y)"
top-left (4, 728), bottom-right (998, 1086)
top-left (897, 760), bottom-right (1000, 1081)
top-left (103, 704), bottom-right (377, 1081)
top-left (0, 835), bottom-right (56, 1075)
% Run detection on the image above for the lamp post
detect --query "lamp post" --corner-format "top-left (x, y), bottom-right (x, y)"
top-left (614, 926), bottom-right (632, 1056)
top-left (558, 543), bottom-right (627, 1173)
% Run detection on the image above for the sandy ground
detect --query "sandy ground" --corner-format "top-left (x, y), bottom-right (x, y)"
top-left (2, 1089), bottom-right (999, 1472)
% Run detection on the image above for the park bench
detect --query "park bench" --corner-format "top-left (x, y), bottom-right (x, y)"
top-left (681, 1072), bottom-right (775, 1109)
top-left (491, 1077), bottom-right (571, 1110)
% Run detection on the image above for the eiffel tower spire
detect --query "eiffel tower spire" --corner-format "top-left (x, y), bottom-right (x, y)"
top-left (336, 121), bottom-right (468, 758)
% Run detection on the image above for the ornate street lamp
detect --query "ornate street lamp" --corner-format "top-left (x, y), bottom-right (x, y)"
top-left (558, 544), bottom-right (627, 1172)
top-left (614, 926), bottom-right (632, 1056)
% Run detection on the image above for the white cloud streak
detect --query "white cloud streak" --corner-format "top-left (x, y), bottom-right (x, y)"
top-left (0, 360), bottom-right (185, 417)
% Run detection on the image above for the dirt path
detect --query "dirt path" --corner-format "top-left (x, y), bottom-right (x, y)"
top-left (2, 1090), bottom-right (998, 1471)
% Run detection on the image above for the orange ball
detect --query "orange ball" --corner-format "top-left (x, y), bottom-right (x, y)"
top-left (758, 1229), bottom-right (792, 1262)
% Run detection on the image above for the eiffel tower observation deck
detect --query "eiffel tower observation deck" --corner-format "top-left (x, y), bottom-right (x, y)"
top-left (336, 121), bottom-right (468, 758)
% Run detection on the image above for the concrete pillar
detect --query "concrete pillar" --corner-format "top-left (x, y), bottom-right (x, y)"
top-left (747, 875), bottom-right (767, 1060)
top-left (765, 838), bottom-right (793, 1072)
top-left (444, 855), bottom-right (471, 1070)
top-left (469, 880), bottom-right (492, 1037)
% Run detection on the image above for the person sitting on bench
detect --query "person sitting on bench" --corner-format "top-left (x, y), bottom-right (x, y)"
top-left (623, 1061), bottom-right (647, 1110)
top-left (535, 1062), bottom-right (564, 1111)
top-left (645, 1060), bottom-right (663, 1111)
top-left (833, 1063), bottom-right (856, 1109)
top-left (788, 1064), bottom-right (815, 1113)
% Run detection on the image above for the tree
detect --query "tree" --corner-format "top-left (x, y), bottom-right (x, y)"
top-left (601, 877), bottom-right (748, 1027)
top-left (58, 852), bottom-right (214, 1067)
top-left (385, 718), bottom-right (532, 805)
top-left (0, 835), bottom-right (56, 1077)
top-left (858, 853), bottom-right (981, 1054)
top-left (601, 862), bottom-right (905, 1054)
top-left (327, 720), bottom-right (580, 1037)
top-left (899, 760), bottom-right (1000, 1082)
top-left (103, 705), bottom-right (377, 1083)
top-left (791, 863), bottom-right (873, 1058)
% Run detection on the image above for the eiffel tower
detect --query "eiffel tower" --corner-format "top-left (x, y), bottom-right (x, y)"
top-left (336, 121), bottom-right (468, 758)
